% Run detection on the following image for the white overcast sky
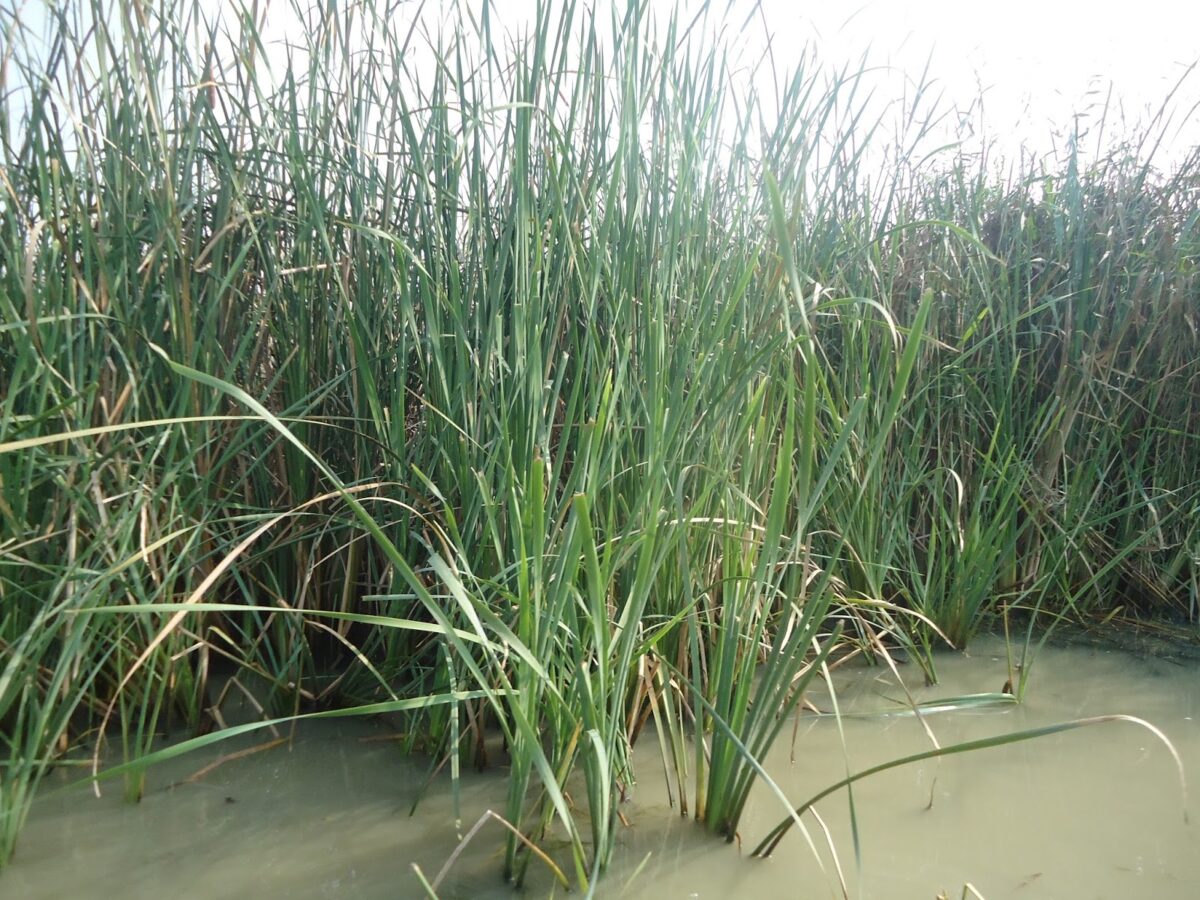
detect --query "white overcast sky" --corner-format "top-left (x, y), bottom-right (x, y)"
top-left (9, 0), bottom-right (1200, 168)
top-left (492, 0), bottom-right (1200, 166)
top-left (759, 0), bottom-right (1199, 145)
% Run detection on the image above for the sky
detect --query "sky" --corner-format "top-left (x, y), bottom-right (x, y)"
top-left (760, 0), bottom-right (1200, 158)
top-left (486, 0), bottom-right (1200, 166)
top-left (7, 0), bottom-right (1199, 169)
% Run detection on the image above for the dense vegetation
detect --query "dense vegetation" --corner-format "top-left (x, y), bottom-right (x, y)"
top-left (2, 0), bottom-right (1197, 889)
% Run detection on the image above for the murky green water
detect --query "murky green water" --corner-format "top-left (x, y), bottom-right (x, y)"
top-left (6, 636), bottom-right (1197, 899)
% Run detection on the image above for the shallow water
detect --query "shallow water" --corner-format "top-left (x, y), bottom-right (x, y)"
top-left (6, 636), bottom-right (1198, 899)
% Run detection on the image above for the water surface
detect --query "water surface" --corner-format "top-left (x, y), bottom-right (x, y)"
top-left (7, 636), bottom-right (1197, 899)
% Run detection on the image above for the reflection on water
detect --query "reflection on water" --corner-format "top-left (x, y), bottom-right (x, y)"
top-left (6, 636), bottom-right (1197, 899)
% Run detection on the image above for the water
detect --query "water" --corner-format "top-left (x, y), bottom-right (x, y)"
top-left (6, 636), bottom-right (1198, 899)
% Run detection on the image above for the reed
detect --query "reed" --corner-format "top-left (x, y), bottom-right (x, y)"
top-left (2, 0), bottom-right (1197, 886)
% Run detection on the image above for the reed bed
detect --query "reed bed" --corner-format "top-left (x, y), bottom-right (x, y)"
top-left (1, 0), bottom-right (1197, 888)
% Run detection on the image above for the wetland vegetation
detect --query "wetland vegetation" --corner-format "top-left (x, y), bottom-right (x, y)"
top-left (1, 0), bottom-right (1197, 893)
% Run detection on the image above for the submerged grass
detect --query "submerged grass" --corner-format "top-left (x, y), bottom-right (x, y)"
top-left (1, 0), bottom-right (1198, 888)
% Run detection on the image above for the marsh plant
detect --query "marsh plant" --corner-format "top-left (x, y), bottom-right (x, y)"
top-left (2, 0), bottom-right (1198, 888)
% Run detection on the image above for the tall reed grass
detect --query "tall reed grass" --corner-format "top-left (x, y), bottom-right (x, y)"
top-left (2, 0), bottom-right (1197, 886)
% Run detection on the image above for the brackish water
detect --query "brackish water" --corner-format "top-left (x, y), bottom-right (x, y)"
top-left (6, 636), bottom-right (1197, 899)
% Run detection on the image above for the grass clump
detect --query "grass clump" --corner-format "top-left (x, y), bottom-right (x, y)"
top-left (2, 0), bottom-right (1198, 887)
